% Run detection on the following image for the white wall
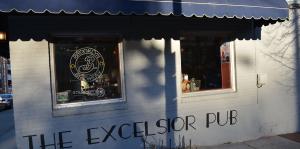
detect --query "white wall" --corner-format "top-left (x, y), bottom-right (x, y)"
top-left (10, 38), bottom-right (261, 149)
top-left (254, 9), bottom-right (300, 135)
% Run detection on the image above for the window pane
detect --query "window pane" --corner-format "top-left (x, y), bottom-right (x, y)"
top-left (54, 39), bottom-right (122, 104)
top-left (180, 35), bottom-right (231, 93)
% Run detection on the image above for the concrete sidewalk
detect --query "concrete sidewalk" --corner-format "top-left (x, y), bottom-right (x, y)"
top-left (0, 109), bottom-right (16, 149)
top-left (1, 132), bottom-right (300, 149)
top-left (201, 135), bottom-right (300, 149)
top-left (0, 109), bottom-right (14, 135)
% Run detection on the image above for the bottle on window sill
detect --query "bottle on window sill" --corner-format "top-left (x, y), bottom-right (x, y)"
top-left (190, 78), bottom-right (197, 92)
top-left (182, 74), bottom-right (191, 93)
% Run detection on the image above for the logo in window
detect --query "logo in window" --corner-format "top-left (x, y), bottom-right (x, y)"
top-left (69, 47), bottom-right (105, 82)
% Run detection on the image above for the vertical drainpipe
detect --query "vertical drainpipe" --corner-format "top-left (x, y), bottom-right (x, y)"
top-left (0, 57), bottom-right (2, 93)
top-left (3, 58), bottom-right (7, 93)
top-left (287, 0), bottom-right (300, 131)
top-left (0, 57), bottom-right (8, 93)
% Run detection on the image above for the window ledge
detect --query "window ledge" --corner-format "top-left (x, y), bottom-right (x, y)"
top-left (52, 100), bottom-right (127, 117)
top-left (181, 88), bottom-right (236, 99)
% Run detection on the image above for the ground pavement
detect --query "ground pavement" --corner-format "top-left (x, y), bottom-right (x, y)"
top-left (0, 109), bottom-right (16, 149)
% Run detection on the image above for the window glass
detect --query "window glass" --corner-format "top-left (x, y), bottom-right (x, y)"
top-left (53, 38), bottom-right (123, 105)
top-left (180, 34), bottom-right (232, 93)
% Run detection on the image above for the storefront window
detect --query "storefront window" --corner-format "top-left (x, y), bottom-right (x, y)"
top-left (51, 37), bottom-right (125, 108)
top-left (180, 34), bottom-right (233, 94)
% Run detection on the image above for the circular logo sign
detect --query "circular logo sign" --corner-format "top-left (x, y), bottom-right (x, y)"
top-left (69, 47), bottom-right (105, 82)
top-left (95, 88), bottom-right (106, 97)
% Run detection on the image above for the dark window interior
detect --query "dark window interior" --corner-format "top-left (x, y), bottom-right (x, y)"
top-left (54, 38), bottom-right (122, 104)
top-left (180, 34), bottom-right (231, 93)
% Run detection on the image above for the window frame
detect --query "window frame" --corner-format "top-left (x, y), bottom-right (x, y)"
top-left (49, 36), bottom-right (126, 110)
top-left (178, 41), bottom-right (237, 98)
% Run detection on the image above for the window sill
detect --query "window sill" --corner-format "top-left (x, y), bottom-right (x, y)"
top-left (181, 88), bottom-right (236, 99)
top-left (52, 99), bottom-right (127, 117)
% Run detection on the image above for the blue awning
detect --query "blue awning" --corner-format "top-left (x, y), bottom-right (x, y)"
top-left (0, 0), bottom-right (288, 20)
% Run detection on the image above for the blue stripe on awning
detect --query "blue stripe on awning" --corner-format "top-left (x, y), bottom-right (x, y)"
top-left (0, 0), bottom-right (289, 20)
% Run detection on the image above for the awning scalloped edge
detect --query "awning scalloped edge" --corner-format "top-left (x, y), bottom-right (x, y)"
top-left (0, 9), bottom-right (289, 21)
